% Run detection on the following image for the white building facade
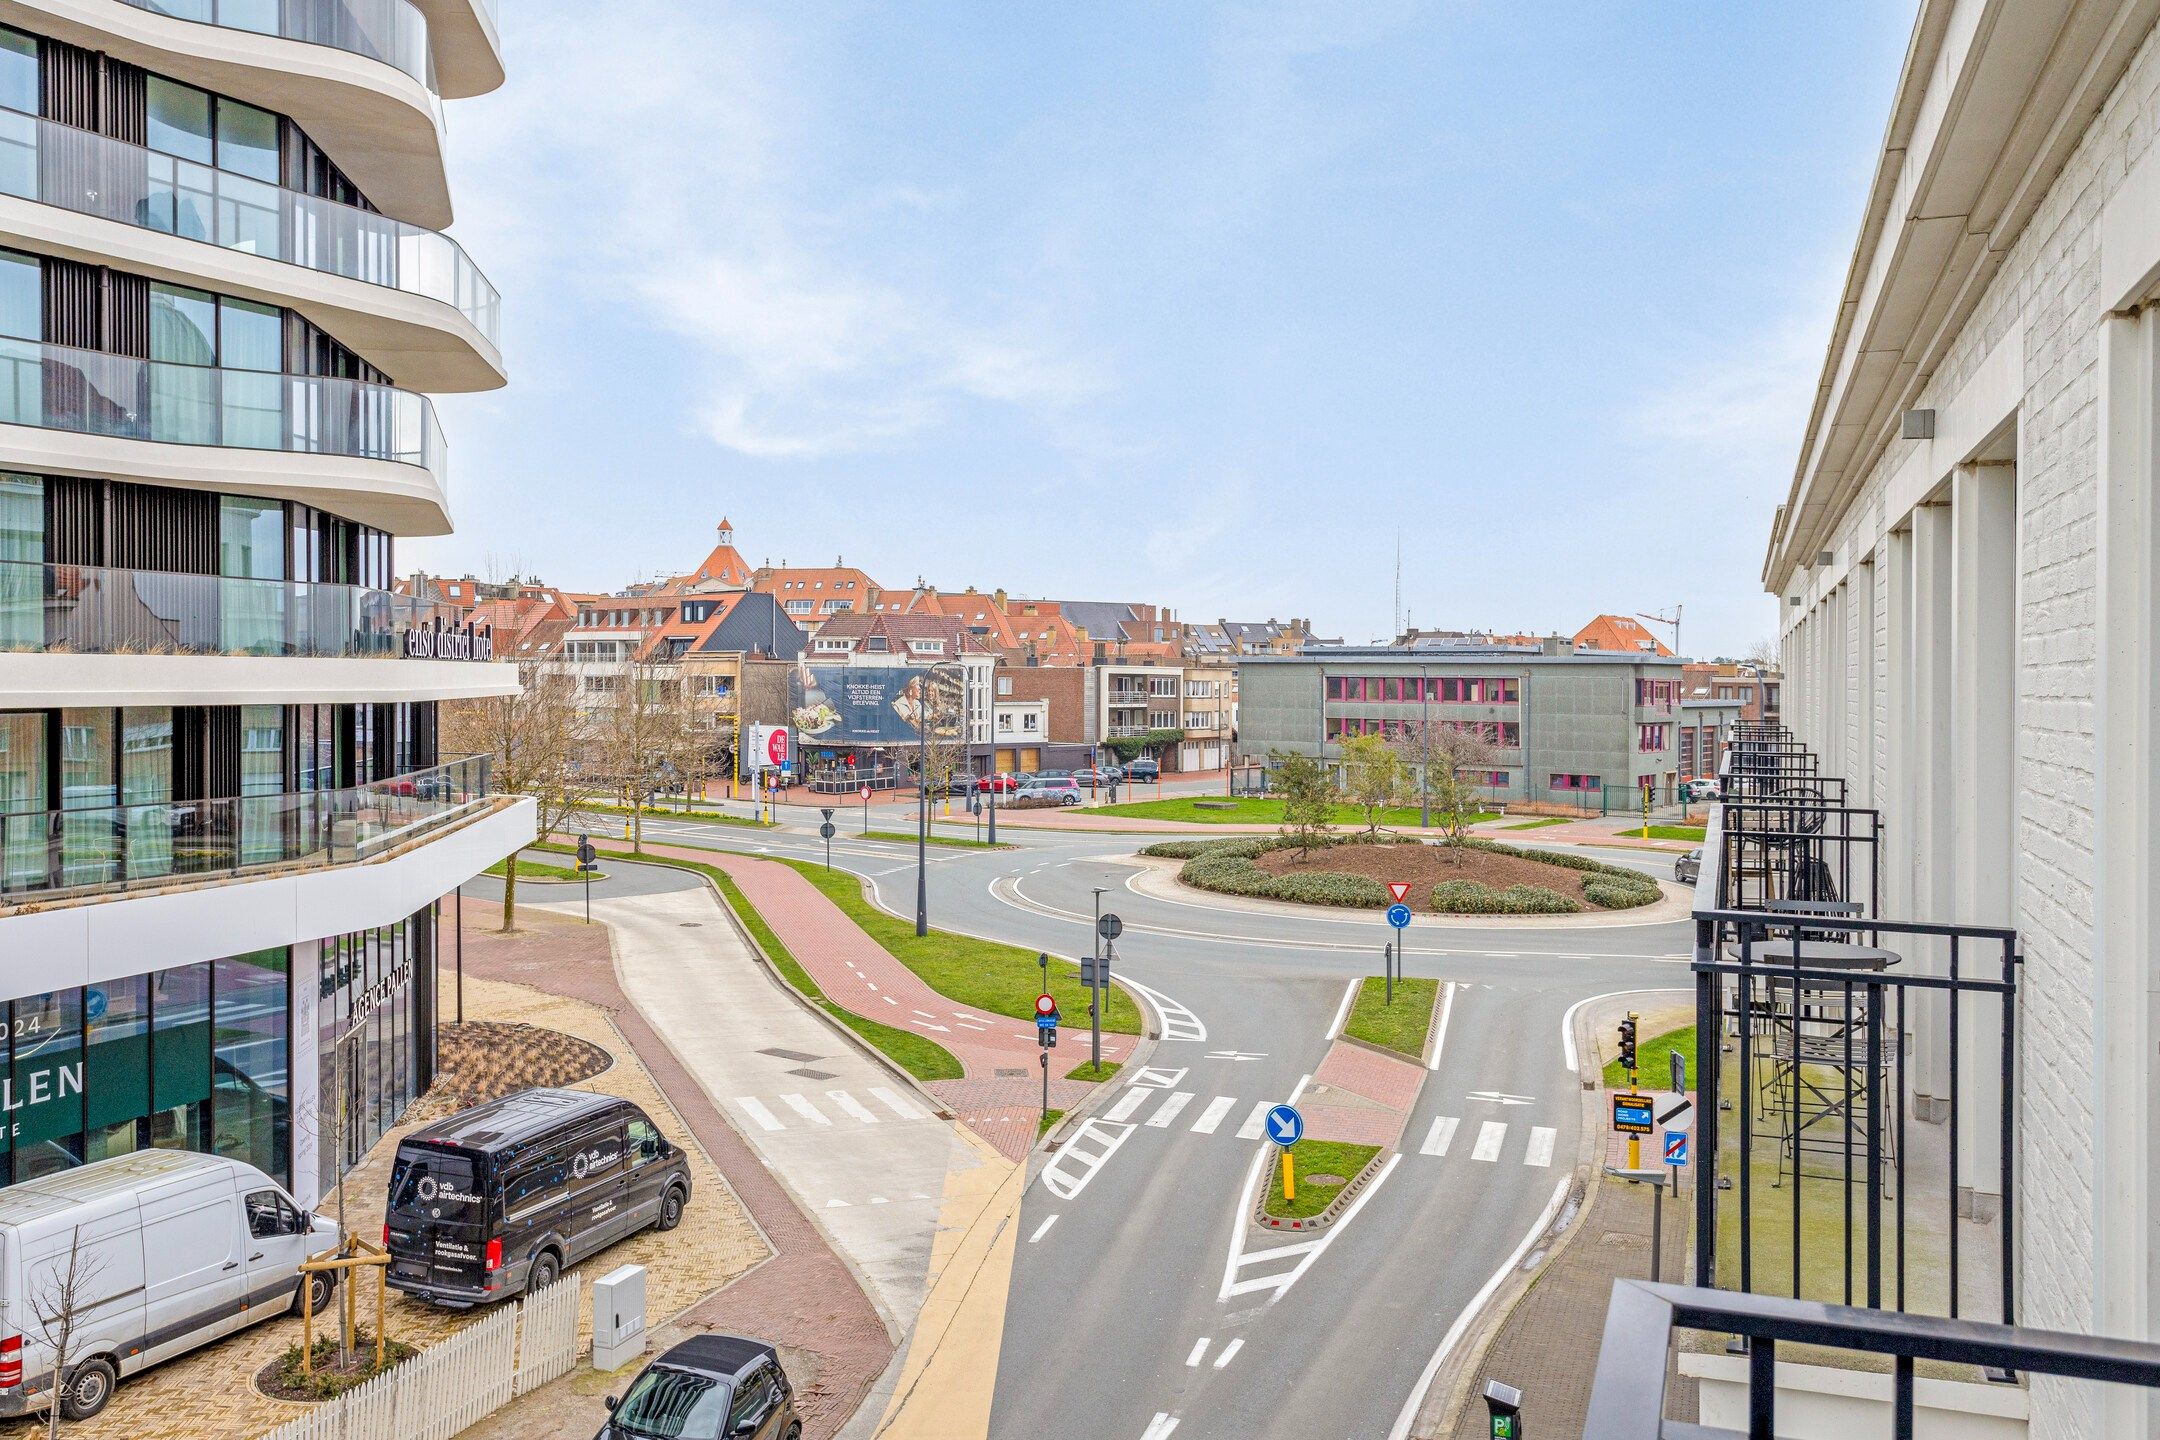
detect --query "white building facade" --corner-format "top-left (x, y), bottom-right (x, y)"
top-left (1767, 3), bottom-right (2160, 1433)
top-left (0, 0), bottom-right (527, 1210)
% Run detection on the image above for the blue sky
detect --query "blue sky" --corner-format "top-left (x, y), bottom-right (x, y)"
top-left (410, 0), bottom-right (1916, 659)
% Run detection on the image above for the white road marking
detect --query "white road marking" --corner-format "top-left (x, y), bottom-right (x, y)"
top-left (1420, 1116), bottom-right (1459, 1156)
top-left (1219, 1152), bottom-right (1401, 1302)
top-left (1561, 986), bottom-right (1688, 1073)
top-left (828, 1091), bottom-right (879, 1124)
top-left (1213, 1337), bottom-right (1243, 1369)
top-left (1029, 1215), bottom-right (1059, 1244)
top-left (1326, 978), bottom-right (1359, 1039)
top-left (1146, 1092), bottom-right (1196, 1128)
top-left (869, 1087), bottom-right (925, 1120)
top-left (1104, 1089), bottom-right (1151, 1123)
top-left (1472, 1121), bottom-right (1506, 1161)
top-left (1184, 1338), bottom-right (1208, 1368)
top-left (1141, 1415), bottom-right (1180, 1440)
top-left (826, 1198), bottom-right (848, 1208)
top-left (1428, 980), bottom-right (1456, 1070)
top-left (1468, 1091), bottom-right (1536, 1106)
top-left (1120, 976), bottom-right (1208, 1042)
top-left (736, 1097), bottom-right (784, 1132)
top-left (1236, 1102), bottom-right (1272, 1140)
top-left (1525, 1126), bottom-right (1557, 1168)
top-left (1190, 1096), bottom-right (1237, 1135)
top-left (865, 982), bottom-right (879, 991)
top-left (882, 996), bottom-right (898, 1006)
top-left (1387, 1177), bottom-right (1572, 1440)
top-left (1042, 1119), bottom-right (1137, 1201)
top-left (913, 1009), bottom-right (935, 1018)
top-left (780, 1093), bottom-right (830, 1126)
top-left (1130, 1066), bottom-right (1190, 1089)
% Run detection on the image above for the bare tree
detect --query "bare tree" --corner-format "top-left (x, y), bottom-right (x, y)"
top-left (1338, 733), bottom-right (1403, 832)
top-left (594, 661), bottom-right (700, 851)
top-left (442, 666), bottom-right (587, 931)
top-left (1742, 636), bottom-right (1781, 670)
top-left (912, 668), bottom-right (968, 820)
top-left (1388, 721), bottom-right (1501, 852)
top-left (27, 1226), bottom-right (107, 1438)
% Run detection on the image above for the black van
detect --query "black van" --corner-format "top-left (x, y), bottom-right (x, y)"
top-left (384, 1088), bottom-right (693, 1307)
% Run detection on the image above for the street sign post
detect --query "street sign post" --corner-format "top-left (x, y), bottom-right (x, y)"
top-left (1663, 1130), bottom-right (1688, 1167)
top-left (860, 784), bottom-right (872, 834)
top-left (1266, 1103), bottom-right (1304, 1203)
top-left (1035, 992), bottom-right (1060, 1118)
top-left (1090, 890), bottom-right (1116, 1070)
top-left (819, 808), bottom-right (837, 869)
top-left (576, 834), bottom-right (598, 925)
top-left (1385, 898), bottom-right (1411, 1004)
top-left (1387, 881), bottom-right (1412, 904)
top-left (1483, 1380), bottom-right (1523, 1439)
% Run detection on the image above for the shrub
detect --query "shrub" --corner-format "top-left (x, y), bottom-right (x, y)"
top-left (1271, 871), bottom-right (1390, 907)
top-left (1582, 876), bottom-right (1660, 910)
top-left (1429, 879), bottom-right (1581, 915)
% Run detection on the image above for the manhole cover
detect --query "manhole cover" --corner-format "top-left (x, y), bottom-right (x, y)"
top-left (787, 1067), bottom-right (838, 1080)
top-left (680, 922), bottom-right (703, 928)
top-left (995, 1068), bottom-right (1027, 1078)
top-left (759, 1047), bottom-right (823, 1063)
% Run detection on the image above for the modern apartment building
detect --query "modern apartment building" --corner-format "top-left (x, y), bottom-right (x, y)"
top-left (1237, 638), bottom-right (1716, 803)
top-left (1763, 2), bottom-right (2160, 1432)
top-left (0, 2), bottom-right (528, 1209)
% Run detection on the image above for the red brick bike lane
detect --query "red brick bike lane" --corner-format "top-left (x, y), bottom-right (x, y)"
top-left (593, 840), bottom-right (1136, 1163)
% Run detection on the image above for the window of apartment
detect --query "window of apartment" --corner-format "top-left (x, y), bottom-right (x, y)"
top-left (997, 676), bottom-right (1013, 695)
top-left (0, 29), bottom-right (32, 118)
top-left (148, 76), bottom-right (281, 184)
top-left (1149, 710), bottom-right (1177, 728)
top-left (1022, 713), bottom-right (1039, 732)
top-left (913, 639), bottom-right (945, 654)
top-left (815, 638), bottom-right (851, 652)
top-left (1638, 724), bottom-right (1670, 752)
top-left (1459, 770), bottom-right (1509, 787)
top-left (1550, 773), bottom-right (1601, 791)
top-left (1149, 677), bottom-right (1177, 696)
top-left (785, 600), bottom-right (813, 614)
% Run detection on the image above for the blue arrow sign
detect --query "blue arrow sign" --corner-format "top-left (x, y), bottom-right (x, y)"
top-left (1035, 1013), bottom-right (1058, 1029)
top-left (1386, 902), bottom-right (1412, 929)
top-left (1265, 1103), bottom-right (1304, 1147)
top-left (1663, 1130), bottom-right (1688, 1166)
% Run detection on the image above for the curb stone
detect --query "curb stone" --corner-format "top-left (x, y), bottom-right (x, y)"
top-left (1249, 1148), bottom-right (1384, 1233)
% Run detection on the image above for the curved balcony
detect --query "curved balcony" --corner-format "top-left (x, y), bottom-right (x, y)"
top-left (406, 0), bottom-right (501, 99)
top-left (0, 105), bottom-right (499, 383)
top-left (120, 0), bottom-right (436, 98)
top-left (0, 753), bottom-right (495, 905)
top-left (0, 557), bottom-right (482, 660)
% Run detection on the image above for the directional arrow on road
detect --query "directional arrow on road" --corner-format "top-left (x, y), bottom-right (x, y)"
top-left (1467, 1091), bottom-right (1537, 1106)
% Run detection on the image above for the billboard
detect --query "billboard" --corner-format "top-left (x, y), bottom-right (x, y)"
top-left (789, 663), bottom-right (964, 748)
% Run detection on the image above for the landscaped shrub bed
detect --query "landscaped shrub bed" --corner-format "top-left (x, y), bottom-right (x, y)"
top-left (1145, 833), bottom-right (1666, 914)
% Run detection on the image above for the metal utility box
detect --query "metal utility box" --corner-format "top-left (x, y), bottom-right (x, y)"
top-left (593, 1264), bottom-right (648, 1371)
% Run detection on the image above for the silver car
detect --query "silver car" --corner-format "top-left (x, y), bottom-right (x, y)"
top-left (1675, 848), bottom-right (1702, 884)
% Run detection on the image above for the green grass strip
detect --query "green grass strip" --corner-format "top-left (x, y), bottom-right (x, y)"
top-left (1064, 1061), bottom-right (1122, 1082)
top-left (1085, 796), bottom-right (1496, 828)
top-left (1625, 825), bottom-right (1706, 842)
top-left (860, 829), bottom-right (1013, 850)
top-left (1342, 976), bottom-right (1438, 1060)
top-left (530, 841), bottom-right (962, 1081)
top-left (1502, 816), bottom-right (1569, 830)
top-left (1603, 1024), bottom-right (1697, 1091)
top-left (484, 858), bottom-right (599, 882)
top-left (575, 800), bottom-right (775, 830)
top-left (769, 857), bottom-right (1144, 1034)
top-left (1263, 1140), bottom-right (1381, 1220)
top-left (1038, 1109), bottom-right (1065, 1136)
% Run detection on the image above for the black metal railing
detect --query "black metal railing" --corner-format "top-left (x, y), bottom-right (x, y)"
top-left (1716, 797), bottom-right (1883, 918)
top-left (1585, 1281), bottom-right (2160, 1440)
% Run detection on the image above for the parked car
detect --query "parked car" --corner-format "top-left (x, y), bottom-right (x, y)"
top-left (1126, 757), bottom-right (1160, 782)
top-left (977, 772), bottom-right (1020, 794)
top-left (931, 773), bottom-right (978, 797)
top-left (1072, 765), bottom-right (1122, 787)
top-left (1675, 848), bottom-right (1702, 884)
top-left (598, 1335), bottom-right (800, 1440)
top-left (386, 1088), bottom-right (692, 1308)
top-left (1681, 777), bottom-right (1720, 802)
top-left (0, 1150), bottom-right (339, 1422)
top-left (1016, 777), bottom-right (1084, 805)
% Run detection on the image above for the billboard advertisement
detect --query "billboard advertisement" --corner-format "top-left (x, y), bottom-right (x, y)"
top-left (789, 663), bottom-right (963, 749)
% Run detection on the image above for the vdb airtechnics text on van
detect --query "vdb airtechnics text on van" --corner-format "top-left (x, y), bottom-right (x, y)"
top-left (385, 1089), bottom-right (692, 1307)
top-left (0, 1151), bottom-right (338, 1422)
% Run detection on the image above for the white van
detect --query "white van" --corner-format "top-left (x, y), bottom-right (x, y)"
top-left (0, 1150), bottom-right (340, 1421)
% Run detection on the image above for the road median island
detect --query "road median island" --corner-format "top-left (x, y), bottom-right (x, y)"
top-left (1256, 1139), bottom-right (1383, 1229)
top-left (1342, 976), bottom-right (1439, 1060)
top-left (859, 828), bottom-right (1014, 850)
top-left (573, 799), bottom-right (777, 830)
top-left (533, 841), bottom-right (964, 1082)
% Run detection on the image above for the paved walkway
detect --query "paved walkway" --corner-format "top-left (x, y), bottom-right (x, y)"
top-left (1469, 816), bottom-right (1700, 852)
top-left (592, 840), bottom-right (1136, 1162)
top-left (457, 907), bottom-right (896, 1440)
top-left (1302, 1035), bottom-right (1428, 1148)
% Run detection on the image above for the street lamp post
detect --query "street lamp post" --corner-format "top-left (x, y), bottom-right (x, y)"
top-left (1420, 664), bottom-right (1432, 830)
top-left (916, 658), bottom-right (963, 938)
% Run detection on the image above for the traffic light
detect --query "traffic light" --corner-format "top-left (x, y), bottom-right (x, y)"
top-left (1617, 1014), bottom-right (1639, 1076)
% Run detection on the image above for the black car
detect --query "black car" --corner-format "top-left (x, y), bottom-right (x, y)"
top-left (1675, 848), bottom-right (1701, 884)
top-left (386, 1088), bottom-right (693, 1307)
top-left (1126, 757), bottom-right (1160, 782)
top-left (599, 1335), bottom-right (800, 1440)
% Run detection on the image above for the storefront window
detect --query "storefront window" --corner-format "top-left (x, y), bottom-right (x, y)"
top-left (152, 962), bottom-right (212, 1128)
top-left (85, 974), bottom-right (150, 1161)
top-left (11, 989), bottom-right (83, 1181)
top-left (213, 949), bottom-right (288, 1183)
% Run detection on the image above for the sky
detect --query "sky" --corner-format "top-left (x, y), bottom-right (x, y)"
top-left (408, 0), bottom-right (1917, 660)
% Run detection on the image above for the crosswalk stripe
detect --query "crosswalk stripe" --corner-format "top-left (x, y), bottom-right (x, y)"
top-left (736, 1097), bottom-right (784, 1132)
top-left (1104, 1088), bottom-right (1151, 1123)
top-left (1146, 1092), bottom-right (1196, 1128)
top-left (1190, 1096), bottom-right (1237, 1135)
top-left (1213, 1337), bottom-right (1243, 1369)
top-left (1524, 1126), bottom-right (1556, 1168)
top-left (869, 1086), bottom-right (924, 1120)
top-left (780, 1093), bottom-right (831, 1126)
top-left (1472, 1120), bottom-right (1506, 1162)
top-left (1420, 1115), bottom-right (1459, 1156)
top-left (1236, 1101), bottom-right (1272, 1140)
top-left (829, 1091), bottom-right (879, 1124)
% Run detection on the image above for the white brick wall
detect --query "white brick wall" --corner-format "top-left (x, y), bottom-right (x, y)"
top-left (1783, 20), bottom-right (2160, 1435)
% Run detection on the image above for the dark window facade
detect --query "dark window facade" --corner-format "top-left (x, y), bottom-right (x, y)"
top-left (315, 909), bottom-right (432, 1197)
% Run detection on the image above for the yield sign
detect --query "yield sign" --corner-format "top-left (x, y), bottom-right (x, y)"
top-left (1387, 882), bottom-right (1412, 903)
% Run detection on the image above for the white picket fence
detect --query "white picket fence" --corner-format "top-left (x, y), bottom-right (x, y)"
top-left (258, 1271), bottom-right (581, 1440)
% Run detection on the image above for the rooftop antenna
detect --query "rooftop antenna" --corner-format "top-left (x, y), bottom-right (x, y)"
top-left (1393, 531), bottom-right (1402, 642)
top-left (1637, 605), bottom-right (1683, 660)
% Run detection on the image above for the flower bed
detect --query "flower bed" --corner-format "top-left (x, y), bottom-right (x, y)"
top-left (1144, 833), bottom-right (1664, 914)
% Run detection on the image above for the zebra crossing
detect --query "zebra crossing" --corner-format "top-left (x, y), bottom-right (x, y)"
top-left (729, 1085), bottom-right (929, 1132)
top-left (1417, 1112), bottom-right (1556, 1168)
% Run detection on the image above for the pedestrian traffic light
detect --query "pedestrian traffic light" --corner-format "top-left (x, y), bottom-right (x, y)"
top-left (1617, 1014), bottom-right (1639, 1075)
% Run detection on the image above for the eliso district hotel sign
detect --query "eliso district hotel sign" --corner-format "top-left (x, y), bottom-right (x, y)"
top-left (403, 623), bottom-right (495, 661)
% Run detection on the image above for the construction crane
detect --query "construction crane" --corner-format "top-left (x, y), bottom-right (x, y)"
top-left (1637, 606), bottom-right (1682, 660)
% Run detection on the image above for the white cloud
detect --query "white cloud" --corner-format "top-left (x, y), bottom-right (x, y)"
top-left (449, 3), bottom-right (1105, 461)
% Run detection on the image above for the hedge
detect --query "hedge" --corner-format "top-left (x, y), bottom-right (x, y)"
top-left (1156, 833), bottom-right (1411, 908)
top-left (1582, 875), bottom-right (1661, 910)
top-left (1430, 879), bottom-right (1582, 915)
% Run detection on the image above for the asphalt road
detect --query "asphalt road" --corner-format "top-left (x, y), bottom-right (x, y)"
top-left (548, 810), bottom-right (1687, 1439)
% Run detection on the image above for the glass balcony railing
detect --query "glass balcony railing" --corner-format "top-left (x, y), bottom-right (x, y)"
top-left (0, 754), bottom-right (495, 903)
top-left (121, 0), bottom-right (438, 104)
top-left (0, 108), bottom-right (499, 346)
top-left (0, 336), bottom-right (444, 475)
top-left (0, 558), bottom-right (485, 659)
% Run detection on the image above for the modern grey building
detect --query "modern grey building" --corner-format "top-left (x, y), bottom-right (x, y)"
top-left (1237, 637), bottom-right (1732, 805)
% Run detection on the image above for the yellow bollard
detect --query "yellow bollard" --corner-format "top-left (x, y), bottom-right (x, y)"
top-left (1281, 1148), bottom-right (1296, 1204)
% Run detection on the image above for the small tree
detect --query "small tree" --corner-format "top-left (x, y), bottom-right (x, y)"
top-left (1271, 749), bottom-right (1335, 856)
top-left (27, 1226), bottom-right (105, 1439)
top-left (1338, 733), bottom-right (1404, 831)
top-left (1425, 726), bottom-right (1502, 854)
top-left (912, 668), bottom-right (969, 815)
top-left (443, 668), bottom-right (586, 932)
top-left (594, 662), bottom-right (700, 852)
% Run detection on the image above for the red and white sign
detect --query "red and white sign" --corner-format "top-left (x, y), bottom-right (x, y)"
top-left (1034, 993), bottom-right (1058, 1017)
top-left (1387, 881), bottom-right (1412, 903)
top-left (746, 724), bottom-right (793, 770)
top-left (767, 726), bottom-right (791, 767)
top-left (859, 785), bottom-right (872, 801)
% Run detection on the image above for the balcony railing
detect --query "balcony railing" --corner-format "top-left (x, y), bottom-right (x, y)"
top-left (0, 336), bottom-right (444, 474)
top-left (0, 107), bottom-right (499, 345)
top-left (0, 559), bottom-right (479, 660)
top-left (1586, 1281), bottom-right (2160, 1439)
top-left (0, 753), bottom-right (493, 904)
top-left (122, 0), bottom-right (437, 102)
